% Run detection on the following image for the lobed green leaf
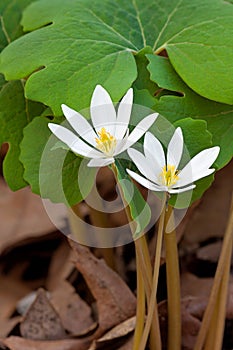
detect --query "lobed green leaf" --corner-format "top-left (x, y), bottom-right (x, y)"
top-left (20, 116), bottom-right (96, 205)
top-left (147, 54), bottom-right (233, 169)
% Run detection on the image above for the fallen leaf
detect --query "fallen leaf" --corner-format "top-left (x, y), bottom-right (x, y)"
top-left (0, 264), bottom-right (32, 323)
top-left (70, 241), bottom-right (136, 336)
top-left (46, 240), bottom-right (75, 290)
top-left (159, 297), bottom-right (204, 350)
top-left (89, 316), bottom-right (135, 349)
top-left (50, 281), bottom-right (96, 335)
top-left (1, 336), bottom-right (90, 350)
top-left (196, 241), bottom-right (224, 263)
top-left (181, 272), bottom-right (213, 299)
top-left (0, 179), bottom-right (62, 254)
top-left (20, 288), bottom-right (66, 340)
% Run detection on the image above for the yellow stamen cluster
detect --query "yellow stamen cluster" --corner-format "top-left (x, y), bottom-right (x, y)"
top-left (159, 164), bottom-right (179, 187)
top-left (95, 127), bottom-right (117, 156)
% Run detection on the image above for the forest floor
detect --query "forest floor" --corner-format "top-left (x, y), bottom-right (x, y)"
top-left (0, 160), bottom-right (232, 350)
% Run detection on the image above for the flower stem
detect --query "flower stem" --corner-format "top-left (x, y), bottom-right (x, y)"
top-left (210, 239), bottom-right (232, 350)
top-left (194, 195), bottom-right (233, 350)
top-left (164, 205), bottom-right (181, 350)
top-left (111, 163), bottom-right (161, 349)
top-left (204, 200), bottom-right (233, 350)
top-left (88, 204), bottom-right (115, 270)
top-left (133, 247), bottom-right (146, 350)
top-left (138, 197), bottom-right (166, 350)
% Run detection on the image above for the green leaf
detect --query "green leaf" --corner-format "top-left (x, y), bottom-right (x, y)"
top-left (0, 0), bottom-right (34, 51)
top-left (20, 117), bottom-right (96, 205)
top-left (147, 54), bottom-right (233, 168)
top-left (0, 0), bottom-right (139, 115)
top-left (0, 0), bottom-right (46, 190)
top-left (115, 159), bottom-right (151, 237)
top-left (0, 79), bottom-right (44, 189)
top-left (142, 0), bottom-right (233, 104)
top-left (133, 47), bottom-right (158, 94)
top-left (1, 0), bottom-right (233, 115)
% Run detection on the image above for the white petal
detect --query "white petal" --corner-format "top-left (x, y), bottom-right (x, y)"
top-left (90, 85), bottom-right (116, 134)
top-left (48, 123), bottom-right (103, 158)
top-left (118, 113), bottom-right (158, 154)
top-left (113, 129), bottom-right (130, 155)
top-left (169, 184), bottom-right (196, 194)
top-left (167, 127), bottom-right (183, 169)
top-left (126, 169), bottom-right (165, 192)
top-left (177, 146), bottom-right (220, 187)
top-left (127, 113), bottom-right (158, 144)
top-left (115, 88), bottom-right (133, 139)
top-left (61, 104), bottom-right (97, 146)
top-left (87, 157), bottom-right (114, 167)
top-left (177, 168), bottom-right (215, 188)
top-left (49, 123), bottom-right (79, 146)
top-left (127, 148), bottom-right (159, 183)
top-left (144, 132), bottom-right (166, 172)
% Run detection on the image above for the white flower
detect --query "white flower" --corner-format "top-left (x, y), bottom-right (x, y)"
top-left (127, 128), bottom-right (220, 194)
top-left (48, 85), bottom-right (158, 167)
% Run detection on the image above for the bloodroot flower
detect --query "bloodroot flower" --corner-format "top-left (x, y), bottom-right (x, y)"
top-left (127, 128), bottom-right (220, 194)
top-left (48, 85), bottom-right (158, 167)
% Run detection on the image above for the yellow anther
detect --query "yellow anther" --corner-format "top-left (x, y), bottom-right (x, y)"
top-left (159, 164), bottom-right (179, 187)
top-left (95, 127), bottom-right (116, 156)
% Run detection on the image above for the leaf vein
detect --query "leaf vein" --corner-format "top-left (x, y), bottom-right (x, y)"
top-left (0, 16), bottom-right (11, 44)
top-left (132, 0), bottom-right (147, 47)
top-left (86, 9), bottom-right (138, 50)
top-left (153, 0), bottom-right (183, 51)
top-left (158, 17), bottom-right (232, 50)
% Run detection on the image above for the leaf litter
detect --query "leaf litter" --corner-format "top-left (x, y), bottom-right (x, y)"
top-left (0, 160), bottom-right (232, 349)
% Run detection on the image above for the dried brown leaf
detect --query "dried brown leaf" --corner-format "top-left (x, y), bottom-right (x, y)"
top-left (159, 297), bottom-right (204, 350)
top-left (181, 272), bottom-right (213, 299)
top-left (20, 288), bottom-right (66, 340)
top-left (0, 267), bottom-right (32, 320)
top-left (70, 241), bottom-right (136, 336)
top-left (89, 316), bottom-right (135, 349)
top-left (1, 336), bottom-right (90, 350)
top-left (196, 241), bottom-right (223, 263)
top-left (46, 240), bottom-right (75, 290)
top-left (0, 180), bottom-right (62, 254)
top-left (50, 281), bottom-right (95, 335)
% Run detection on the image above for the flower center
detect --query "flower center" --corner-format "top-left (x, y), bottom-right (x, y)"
top-left (159, 164), bottom-right (179, 187)
top-left (95, 127), bottom-right (117, 156)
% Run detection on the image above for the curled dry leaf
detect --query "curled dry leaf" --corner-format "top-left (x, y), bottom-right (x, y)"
top-left (0, 263), bottom-right (32, 338)
top-left (181, 272), bottom-right (213, 299)
top-left (1, 336), bottom-right (90, 350)
top-left (20, 288), bottom-right (66, 340)
top-left (196, 240), bottom-right (226, 264)
top-left (0, 179), bottom-right (60, 254)
top-left (181, 273), bottom-right (233, 320)
top-left (46, 239), bottom-right (76, 290)
top-left (89, 316), bottom-right (135, 349)
top-left (50, 280), bottom-right (96, 335)
top-left (70, 240), bottom-right (136, 335)
top-left (159, 297), bottom-right (205, 350)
